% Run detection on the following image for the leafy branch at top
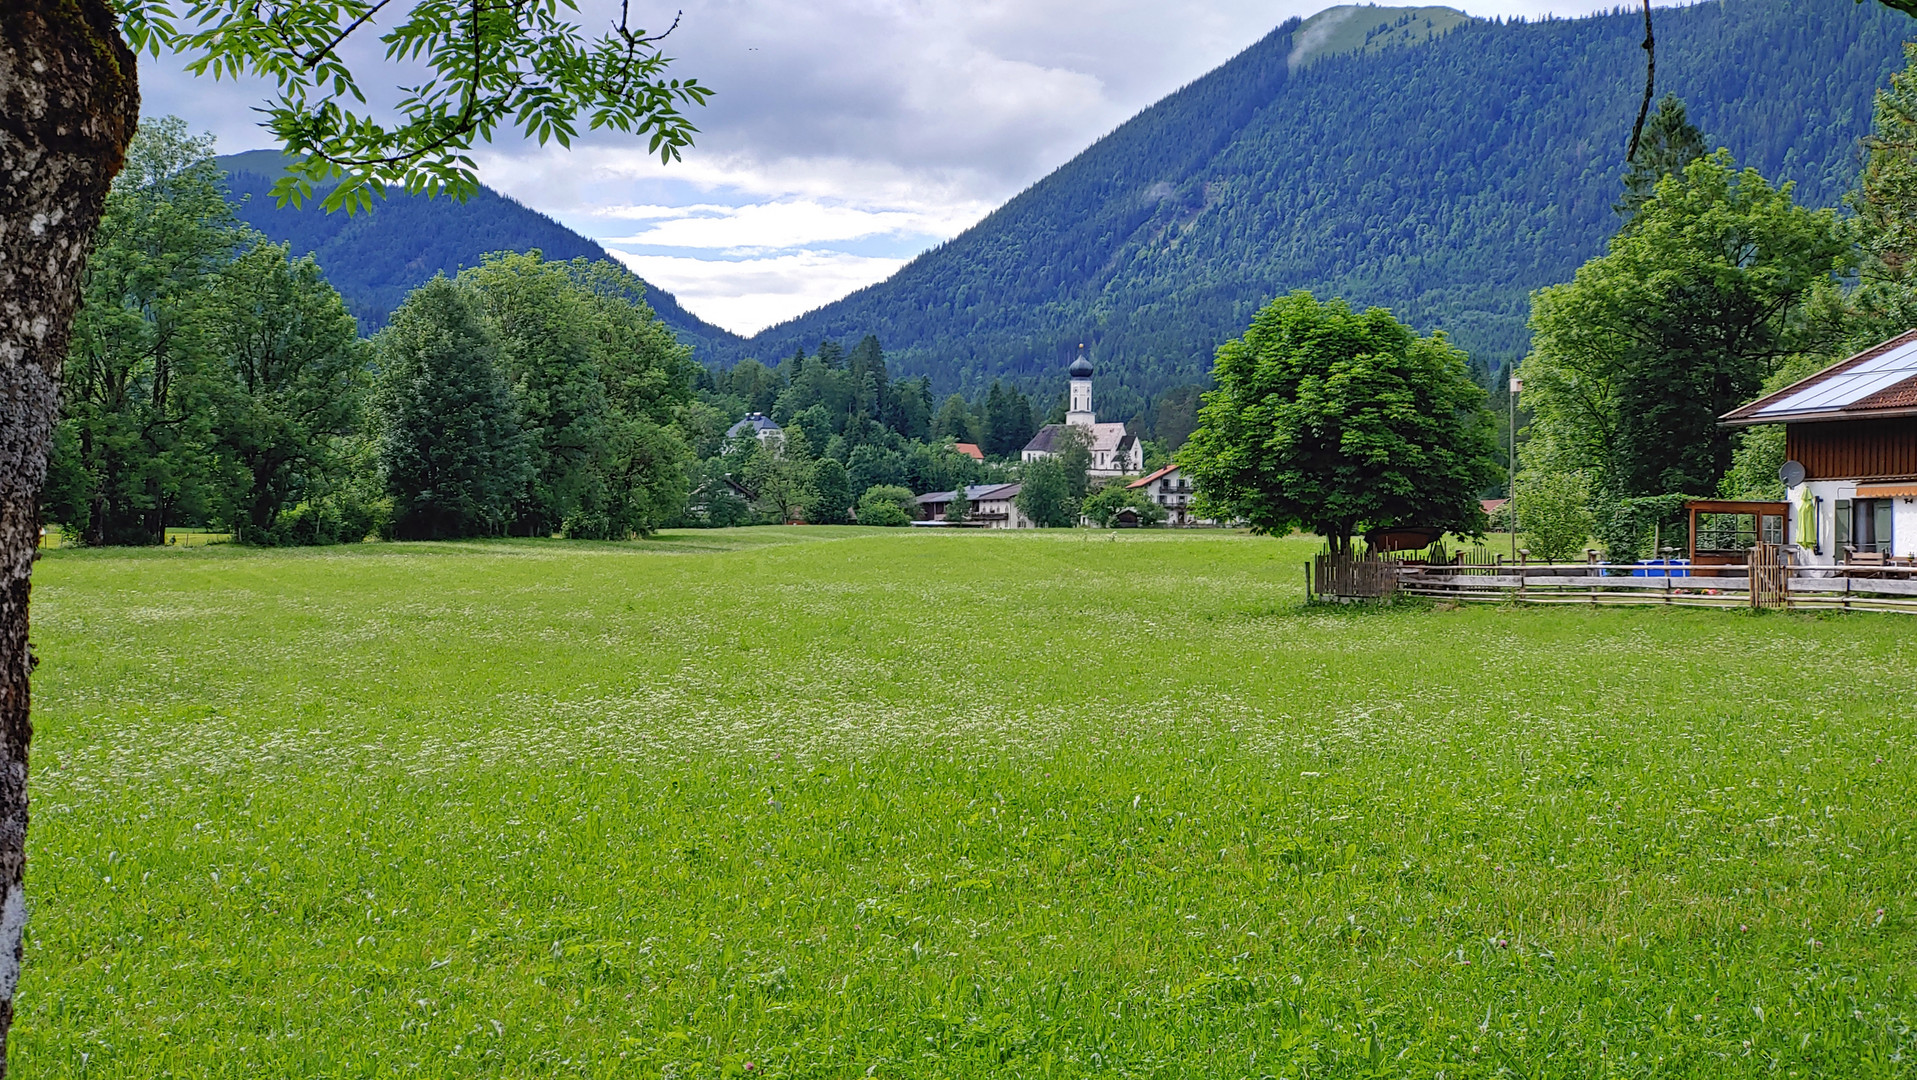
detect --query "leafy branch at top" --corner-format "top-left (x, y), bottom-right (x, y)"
top-left (116, 0), bottom-right (712, 214)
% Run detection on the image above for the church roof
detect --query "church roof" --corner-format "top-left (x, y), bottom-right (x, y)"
top-left (1023, 422), bottom-right (1133, 455)
top-left (1068, 354), bottom-right (1094, 378)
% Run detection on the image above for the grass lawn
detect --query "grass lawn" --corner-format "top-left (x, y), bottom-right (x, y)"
top-left (17, 528), bottom-right (1916, 1077)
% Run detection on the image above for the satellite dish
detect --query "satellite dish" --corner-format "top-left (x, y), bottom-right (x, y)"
top-left (1779, 460), bottom-right (1806, 487)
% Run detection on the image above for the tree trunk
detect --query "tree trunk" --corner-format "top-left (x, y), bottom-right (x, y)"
top-left (0, 1), bottom-right (137, 1068)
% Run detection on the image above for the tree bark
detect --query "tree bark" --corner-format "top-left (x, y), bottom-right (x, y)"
top-left (0, 0), bottom-right (138, 1068)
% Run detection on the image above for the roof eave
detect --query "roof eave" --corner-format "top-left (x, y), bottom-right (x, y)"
top-left (1720, 405), bottom-right (1917, 427)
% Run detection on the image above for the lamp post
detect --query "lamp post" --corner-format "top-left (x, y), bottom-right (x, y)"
top-left (1508, 373), bottom-right (1521, 560)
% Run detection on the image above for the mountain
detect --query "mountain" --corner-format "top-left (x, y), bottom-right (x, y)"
top-left (727, 0), bottom-right (1913, 413)
top-left (1287, 4), bottom-right (1475, 68)
top-left (216, 150), bottom-right (743, 358)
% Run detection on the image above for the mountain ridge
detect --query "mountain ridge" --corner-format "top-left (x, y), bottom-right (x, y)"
top-left (216, 151), bottom-right (744, 358)
top-left (720, 0), bottom-right (1912, 412)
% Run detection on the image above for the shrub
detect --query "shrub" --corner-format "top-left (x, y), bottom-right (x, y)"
top-left (1080, 483), bottom-right (1167, 527)
top-left (1591, 493), bottom-right (1696, 563)
top-left (856, 485), bottom-right (916, 526)
top-left (266, 493), bottom-right (389, 546)
top-left (1515, 469), bottom-right (1594, 562)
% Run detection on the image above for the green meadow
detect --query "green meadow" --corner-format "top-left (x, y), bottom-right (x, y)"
top-left (17, 528), bottom-right (1916, 1078)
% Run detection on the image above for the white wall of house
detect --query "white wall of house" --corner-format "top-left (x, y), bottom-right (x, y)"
top-left (1894, 496), bottom-right (1917, 558)
top-left (973, 496), bottom-right (1034, 529)
top-left (1136, 467), bottom-right (1210, 526)
top-left (1785, 479), bottom-right (1917, 563)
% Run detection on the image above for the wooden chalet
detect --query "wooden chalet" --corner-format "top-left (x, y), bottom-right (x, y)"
top-left (1721, 329), bottom-right (1917, 567)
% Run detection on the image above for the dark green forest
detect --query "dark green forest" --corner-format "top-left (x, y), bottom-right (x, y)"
top-left (217, 150), bottom-right (743, 359)
top-left (725, 0), bottom-right (1913, 407)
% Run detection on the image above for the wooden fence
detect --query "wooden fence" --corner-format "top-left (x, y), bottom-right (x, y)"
top-left (1393, 553), bottom-right (1917, 613)
top-left (1310, 551), bottom-right (1398, 599)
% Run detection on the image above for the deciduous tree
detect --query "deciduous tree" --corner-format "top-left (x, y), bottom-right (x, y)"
top-left (48, 119), bottom-right (244, 545)
top-left (1179, 291), bottom-right (1498, 552)
top-left (211, 240), bottom-right (367, 543)
top-left (1522, 151), bottom-right (1851, 497)
top-left (855, 484), bottom-right (915, 526)
top-left (1015, 457), bottom-right (1076, 528)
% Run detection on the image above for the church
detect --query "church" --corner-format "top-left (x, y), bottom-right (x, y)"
top-left (1020, 348), bottom-right (1143, 477)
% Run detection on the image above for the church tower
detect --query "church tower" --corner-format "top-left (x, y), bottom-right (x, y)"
top-left (1065, 345), bottom-right (1095, 426)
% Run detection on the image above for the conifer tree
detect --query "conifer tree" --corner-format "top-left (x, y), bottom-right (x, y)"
top-left (1852, 42), bottom-right (1917, 340)
top-left (943, 483), bottom-right (971, 523)
top-left (1616, 94), bottom-right (1708, 226)
top-left (934, 394), bottom-right (979, 445)
top-left (373, 277), bottom-right (531, 539)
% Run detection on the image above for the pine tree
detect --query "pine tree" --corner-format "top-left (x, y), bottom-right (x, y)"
top-left (982, 381), bottom-right (1010, 456)
top-left (934, 394), bottom-right (979, 444)
top-left (1852, 42), bottom-right (1917, 340)
top-left (374, 276), bottom-right (531, 539)
top-left (1616, 94), bottom-right (1709, 225)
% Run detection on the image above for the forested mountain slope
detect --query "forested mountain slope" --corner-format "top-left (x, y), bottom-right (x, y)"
top-left (730, 0), bottom-right (1912, 405)
top-left (216, 151), bottom-right (743, 357)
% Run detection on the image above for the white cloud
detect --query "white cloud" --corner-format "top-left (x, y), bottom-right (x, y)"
top-left (600, 200), bottom-right (988, 251)
top-left (603, 249), bottom-right (910, 336)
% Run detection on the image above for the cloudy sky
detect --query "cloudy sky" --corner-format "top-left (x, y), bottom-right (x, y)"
top-left (139, 0), bottom-right (1669, 336)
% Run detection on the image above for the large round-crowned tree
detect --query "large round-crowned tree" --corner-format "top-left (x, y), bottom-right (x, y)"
top-left (0, 0), bottom-right (707, 1065)
top-left (1179, 291), bottom-right (1500, 552)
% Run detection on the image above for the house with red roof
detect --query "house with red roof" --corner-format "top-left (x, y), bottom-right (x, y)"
top-left (1127, 464), bottom-right (1207, 526)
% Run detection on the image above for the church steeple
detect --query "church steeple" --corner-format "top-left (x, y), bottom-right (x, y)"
top-left (1066, 344), bottom-right (1095, 426)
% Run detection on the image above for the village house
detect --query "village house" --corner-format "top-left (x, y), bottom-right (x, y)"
top-left (1021, 349), bottom-right (1144, 477)
top-left (727, 412), bottom-right (784, 445)
top-left (1721, 329), bottom-right (1917, 566)
top-left (1127, 464), bottom-right (1207, 526)
top-left (952, 442), bottom-right (985, 461)
top-left (914, 483), bottom-right (1033, 528)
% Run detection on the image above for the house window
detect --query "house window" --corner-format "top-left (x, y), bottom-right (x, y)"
top-left (1851, 499), bottom-right (1894, 555)
top-left (1760, 513), bottom-right (1784, 545)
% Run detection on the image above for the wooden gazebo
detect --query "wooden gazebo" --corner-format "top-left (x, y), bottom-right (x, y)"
top-left (1685, 499), bottom-right (1788, 574)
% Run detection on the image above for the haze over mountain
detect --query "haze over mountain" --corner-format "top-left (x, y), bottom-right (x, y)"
top-left (217, 150), bottom-right (744, 358)
top-left (719, 0), bottom-right (1912, 408)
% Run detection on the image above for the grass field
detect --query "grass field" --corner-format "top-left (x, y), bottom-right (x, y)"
top-left (17, 528), bottom-right (1917, 1077)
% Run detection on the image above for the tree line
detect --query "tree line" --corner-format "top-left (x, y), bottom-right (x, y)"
top-left (45, 119), bottom-right (701, 545)
top-left (46, 119), bottom-right (1206, 544)
top-left (1512, 71), bottom-right (1917, 561)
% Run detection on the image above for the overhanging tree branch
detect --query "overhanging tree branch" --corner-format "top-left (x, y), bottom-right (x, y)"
top-left (1626, 0), bottom-right (1655, 163)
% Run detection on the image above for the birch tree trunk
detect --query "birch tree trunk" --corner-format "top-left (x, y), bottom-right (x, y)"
top-left (0, 0), bottom-right (138, 1067)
